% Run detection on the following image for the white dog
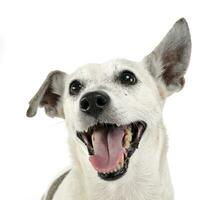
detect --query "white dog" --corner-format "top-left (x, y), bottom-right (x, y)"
top-left (27, 18), bottom-right (191, 200)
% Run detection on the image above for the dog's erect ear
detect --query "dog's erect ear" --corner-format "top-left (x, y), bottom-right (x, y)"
top-left (26, 70), bottom-right (67, 118)
top-left (144, 18), bottom-right (191, 97)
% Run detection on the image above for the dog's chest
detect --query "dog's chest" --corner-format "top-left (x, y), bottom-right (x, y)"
top-left (87, 179), bottom-right (162, 200)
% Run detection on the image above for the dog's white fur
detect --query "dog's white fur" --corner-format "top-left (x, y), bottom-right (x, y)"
top-left (27, 18), bottom-right (191, 200)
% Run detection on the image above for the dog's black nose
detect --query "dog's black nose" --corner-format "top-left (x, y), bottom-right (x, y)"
top-left (80, 91), bottom-right (110, 118)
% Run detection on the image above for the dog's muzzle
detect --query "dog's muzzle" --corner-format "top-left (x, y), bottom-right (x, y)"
top-left (77, 121), bottom-right (147, 181)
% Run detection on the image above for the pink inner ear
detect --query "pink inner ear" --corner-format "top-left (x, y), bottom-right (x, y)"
top-left (162, 48), bottom-right (185, 86)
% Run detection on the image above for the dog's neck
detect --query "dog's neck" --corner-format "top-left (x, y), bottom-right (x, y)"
top-left (68, 122), bottom-right (173, 200)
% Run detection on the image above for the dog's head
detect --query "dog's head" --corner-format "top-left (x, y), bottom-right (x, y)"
top-left (27, 18), bottom-right (191, 181)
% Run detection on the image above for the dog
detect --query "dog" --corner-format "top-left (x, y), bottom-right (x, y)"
top-left (27, 18), bottom-right (191, 200)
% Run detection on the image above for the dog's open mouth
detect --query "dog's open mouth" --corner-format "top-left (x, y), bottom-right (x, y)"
top-left (76, 121), bottom-right (147, 181)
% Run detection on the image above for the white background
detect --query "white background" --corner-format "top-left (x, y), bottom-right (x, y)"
top-left (0, 0), bottom-right (199, 199)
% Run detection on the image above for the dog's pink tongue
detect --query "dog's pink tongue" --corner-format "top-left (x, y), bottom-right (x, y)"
top-left (89, 127), bottom-right (124, 173)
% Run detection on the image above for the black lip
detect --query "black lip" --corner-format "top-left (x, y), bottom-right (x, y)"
top-left (76, 121), bottom-right (147, 181)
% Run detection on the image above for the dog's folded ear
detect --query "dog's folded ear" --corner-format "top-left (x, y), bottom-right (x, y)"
top-left (26, 70), bottom-right (67, 118)
top-left (144, 18), bottom-right (191, 97)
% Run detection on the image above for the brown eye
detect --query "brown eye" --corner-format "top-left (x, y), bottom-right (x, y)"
top-left (69, 80), bottom-right (83, 95)
top-left (118, 70), bottom-right (137, 85)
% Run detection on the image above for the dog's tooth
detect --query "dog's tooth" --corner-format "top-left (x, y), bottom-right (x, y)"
top-left (92, 134), bottom-right (95, 143)
top-left (123, 130), bottom-right (132, 148)
top-left (124, 134), bottom-right (128, 141)
top-left (124, 135), bottom-right (128, 144)
top-left (110, 162), bottom-right (124, 173)
top-left (112, 164), bottom-right (119, 172)
top-left (124, 135), bottom-right (127, 140)
top-left (126, 129), bottom-right (132, 141)
top-left (120, 155), bottom-right (124, 162)
top-left (113, 166), bottom-right (118, 172)
top-left (118, 159), bottom-right (124, 168)
top-left (117, 164), bottom-right (121, 170)
top-left (124, 140), bottom-right (130, 149)
top-left (128, 134), bottom-right (132, 142)
top-left (120, 158), bottom-right (124, 167)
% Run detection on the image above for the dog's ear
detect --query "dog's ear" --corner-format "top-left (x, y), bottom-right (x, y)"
top-left (26, 70), bottom-right (67, 118)
top-left (144, 18), bottom-right (191, 97)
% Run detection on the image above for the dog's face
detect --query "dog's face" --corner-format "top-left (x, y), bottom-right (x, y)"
top-left (27, 18), bottom-right (191, 181)
top-left (63, 60), bottom-right (162, 180)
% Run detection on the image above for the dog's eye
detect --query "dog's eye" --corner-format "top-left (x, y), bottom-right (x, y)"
top-left (69, 80), bottom-right (83, 95)
top-left (118, 70), bottom-right (137, 85)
